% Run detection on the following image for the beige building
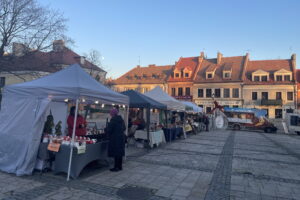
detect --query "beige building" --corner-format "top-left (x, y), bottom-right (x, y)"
top-left (242, 55), bottom-right (297, 119)
top-left (193, 53), bottom-right (248, 113)
top-left (113, 64), bottom-right (173, 93)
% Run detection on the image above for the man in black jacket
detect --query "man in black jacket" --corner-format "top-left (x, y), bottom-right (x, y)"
top-left (105, 108), bottom-right (126, 172)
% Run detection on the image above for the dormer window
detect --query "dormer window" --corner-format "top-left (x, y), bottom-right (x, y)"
top-left (223, 72), bottom-right (231, 79)
top-left (252, 70), bottom-right (269, 82)
top-left (274, 69), bottom-right (292, 81)
top-left (175, 73), bottom-right (180, 78)
top-left (185, 73), bottom-right (189, 78)
top-left (207, 73), bottom-right (213, 79)
top-left (183, 67), bottom-right (192, 78)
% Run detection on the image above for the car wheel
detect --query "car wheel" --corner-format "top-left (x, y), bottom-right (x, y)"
top-left (233, 124), bottom-right (240, 131)
top-left (265, 127), bottom-right (272, 133)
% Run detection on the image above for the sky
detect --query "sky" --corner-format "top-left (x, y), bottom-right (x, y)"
top-left (40, 0), bottom-right (300, 78)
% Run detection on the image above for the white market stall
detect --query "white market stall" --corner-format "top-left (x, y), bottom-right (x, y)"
top-left (0, 64), bottom-right (129, 179)
top-left (144, 86), bottom-right (186, 140)
top-left (144, 86), bottom-right (185, 111)
top-left (181, 101), bottom-right (203, 113)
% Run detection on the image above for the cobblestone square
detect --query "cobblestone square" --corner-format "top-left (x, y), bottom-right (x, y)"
top-left (1, 130), bottom-right (300, 200)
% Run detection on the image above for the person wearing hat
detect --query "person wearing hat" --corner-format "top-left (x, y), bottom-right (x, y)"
top-left (105, 108), bottom-right (126, 172)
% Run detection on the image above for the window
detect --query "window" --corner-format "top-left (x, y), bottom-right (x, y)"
top-left (206, 89), bottom-right (212, 98)
top-left (198, 105), bottom-right (203, 108)
top-left (252, 92), bottom-right (257, 100)
top-left (224, 72), bottom-right (231, 78)
top-left (198, 89), bottom-right (204, 98)
top-left (263, 109), bottom-right (269, 118)
top-left (275, 109), bottom-right (282, 119)
top-left (276, 75), bottom-right (282, 81)
top-left (143, 88), bottom-right (149, 93)
top-left (185, 87), bottom-right (190, 96)
top-left (224, 89), bottom-right (230, 98)
top-left (262, 92), bottom-right (268, 100)
top-left (171, 88), bottom-right (176, 96)
top-left (214, 89), bottom-right (221, 98)
top-left (206, 107), bottom-right (212, 113)
top-left (207, 73), bottom-right (213, 79)
top-left (287, 92), bottom-right (293, 101)
top-left (276, 92), bottom-right (282, 100)
top-left (261, 76), bottom-right (268, 81)
top-left (254, 76), bottom-right (260, 82)
top-left (0, 77), bottom-right (5, 88)
top-left (185, 73), bottom-right (189, 78)
top-left (290, 116), bottom-right (300, 126)
top-left (284, 75), bottom-right (291, 81)
top-left (233, 88), bottom-right (239, 98)
top-left (175, 73), bottom-right (180, 78)
top-left (178, 88), bottom-right (183, 96)
top-left (233, 105), bottom-right (239, 108)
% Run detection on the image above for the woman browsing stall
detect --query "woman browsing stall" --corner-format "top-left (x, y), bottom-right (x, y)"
top-left (67, 106), bottom-right (87, 137)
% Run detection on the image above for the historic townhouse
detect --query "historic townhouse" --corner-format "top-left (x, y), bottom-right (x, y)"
top-left (297, 69), bottom-right (300, 109)
top-left (113, 64), bottom-right (173, 93)
top-left (193, 52), bottom-right (247, 113)
top-left (242, 54), bottom-right (297, 119)
top-left (167, 53), bottom-right (203, 101)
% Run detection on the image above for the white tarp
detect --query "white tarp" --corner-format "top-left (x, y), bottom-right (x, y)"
top-left (144, 86), bottom-right (185, 111)
top-left (180, 101), bottom-right (203, 113)
top-left (0, 64), bottom-right (129, 176)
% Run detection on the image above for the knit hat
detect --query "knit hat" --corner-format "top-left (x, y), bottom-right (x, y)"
top-left (110, 108), bottom-right (119, 117)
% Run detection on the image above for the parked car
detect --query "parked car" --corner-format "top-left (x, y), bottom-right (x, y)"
top-left (224, 107), bottom-right (277, 133)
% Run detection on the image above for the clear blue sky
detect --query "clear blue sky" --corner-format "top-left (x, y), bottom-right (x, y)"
top-left (40, 0), bottom-right (300, 78)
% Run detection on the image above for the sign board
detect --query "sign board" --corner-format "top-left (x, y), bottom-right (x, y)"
top-left (77, 145), bottom-right (86, 154)
top-left (47, 143), bottom-right (61, 152)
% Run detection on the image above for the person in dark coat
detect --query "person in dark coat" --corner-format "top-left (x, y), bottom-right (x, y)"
top-left (204, 115), bottom-right (210, 131)
top-left (105, 108), bottom-right (126, 172)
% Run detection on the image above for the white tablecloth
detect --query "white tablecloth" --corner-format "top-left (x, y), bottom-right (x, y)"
top-left (135, 130), bottom-right (166, 148)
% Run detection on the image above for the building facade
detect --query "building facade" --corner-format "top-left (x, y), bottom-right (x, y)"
top-left (168, 54), bottom-right (202, 101)
top-left (113, 52), bottom-right (297, 119)
top-left (193, 53), bottom-right (247, 113)
top-left (113, 64), bottom-right (173, 93)
top-left (242, 55), bottom-right (297, 119)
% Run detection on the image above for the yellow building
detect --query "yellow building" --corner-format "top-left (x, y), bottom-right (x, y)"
top-left (242, 55), bottom-right (297, 119)
top-left (113, 64), bottom-right (173, 93)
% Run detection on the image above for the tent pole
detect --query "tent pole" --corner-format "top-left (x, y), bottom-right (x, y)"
top-left (146, 107), bottom-right (150, 146)
top-left (67, 99), bottom-right (79, 181)
top-left (125, 106), bottom-right (129, 137)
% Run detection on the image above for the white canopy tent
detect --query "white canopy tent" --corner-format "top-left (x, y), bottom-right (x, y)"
top-left (0, 64), bottom-right (129, 178)
top-left (144, 86), bottom-right (185, 111)
top-left (181, 101), bottom-right (203, 113)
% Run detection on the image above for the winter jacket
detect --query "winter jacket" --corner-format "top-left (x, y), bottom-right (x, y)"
top-left (105, 115), bottom-right (126, 157)
top-left (67, 115), bottom-right (87, 137)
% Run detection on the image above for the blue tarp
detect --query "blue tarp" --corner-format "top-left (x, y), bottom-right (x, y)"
top-left (224, 107), bottom-right (267, 117)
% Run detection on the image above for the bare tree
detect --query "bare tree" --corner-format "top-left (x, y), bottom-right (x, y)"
top-left (0, 0), bottom-right (68, 68)
top-left (84, 49), bottom-right (103, 68)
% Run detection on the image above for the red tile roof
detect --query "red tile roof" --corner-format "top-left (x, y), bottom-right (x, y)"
top-left (243, 59), bottom-right (294, 84)
top-left (194, 56), bottom-right (246, 83)
top-left (114, 65), bottom-right (174, 84)
top-left (1, 47), bottom-right (105, 73)
top-left (168, 56), bottom-right (199, 82)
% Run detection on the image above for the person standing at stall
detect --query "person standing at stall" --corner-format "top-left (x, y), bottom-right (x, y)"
top-left (105, 108), bottom-right (126, 172)
top-left (67, 106), bottom-right (87, 137)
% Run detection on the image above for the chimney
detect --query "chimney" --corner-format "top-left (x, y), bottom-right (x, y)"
top-left (198, 52), bottom-right (204, 62)
top-left (217, 52), bottom-right (222, 64)
top-left (149, 64), bottom-right (156, 67)
top-left (53, 40), bottom-right (65, 52)
top-left (137, 65), bottom-right (140, 68)
top-left (12, 43), bottom-right (26, 57)
top-left (74, 56), bottom-right (85, 65)
top-left (80, 56), bottom-right (85, 65)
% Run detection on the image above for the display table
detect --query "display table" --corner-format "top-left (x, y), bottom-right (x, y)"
top-left (134, 130), bottom-right (166, 148)
top-left (162, 127), bottom-right (184, 142)
top-left (53, 141), bottom-right (109, 179)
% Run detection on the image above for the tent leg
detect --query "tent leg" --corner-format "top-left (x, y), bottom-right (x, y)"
top-left (146, 108), bottom-right (150, 147)
top-left (67, 99), bottom-right (79, 181)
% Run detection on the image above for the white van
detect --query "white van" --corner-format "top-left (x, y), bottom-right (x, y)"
top-left (285, 113), bottom-right (300, 135)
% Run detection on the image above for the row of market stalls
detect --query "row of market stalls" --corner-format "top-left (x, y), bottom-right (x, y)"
top-left (0, 64), bottom-right (204, 179)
